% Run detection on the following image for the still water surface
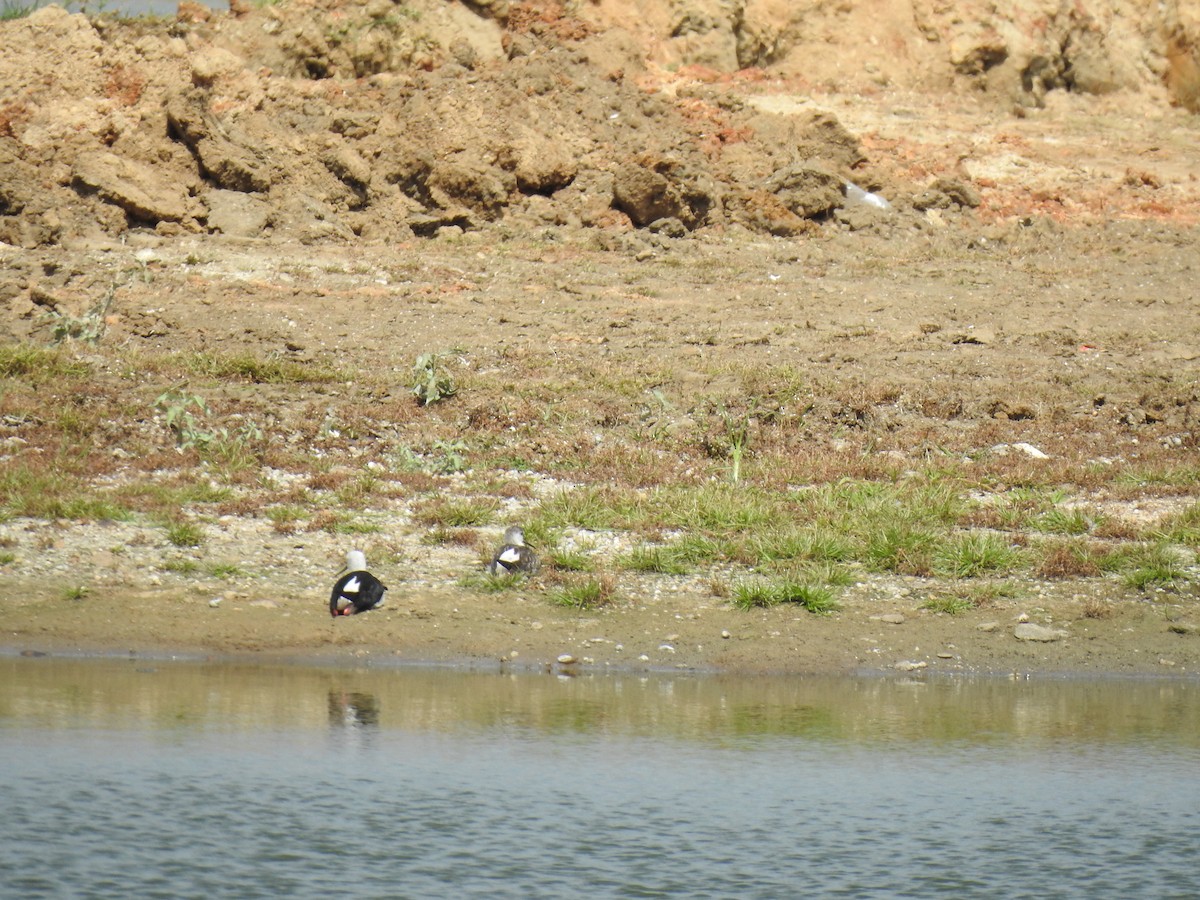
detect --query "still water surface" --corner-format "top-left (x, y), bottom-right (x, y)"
top-left (2, 658), bottom-right (1198, 898)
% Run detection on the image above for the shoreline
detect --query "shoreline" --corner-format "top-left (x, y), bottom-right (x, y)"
top-left (7, 570), bottom-right (1198, 680)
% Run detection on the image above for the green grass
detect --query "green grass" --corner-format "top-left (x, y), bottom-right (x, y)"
top-left (864, 525), bottom-right (938, 576)
top-left (933, 533), bottom-right (1018, 578)
top-left (731, 576), bottom-right (840, 614)
top-left (1102, 544), bottom-right (1191, 590)
top-left (114, 481), bottom-right (233, 515)
top-left (179, 351), bottom-right (339, 384)
top-left (328, 517), bottom-right (381, 535)
top-left (731, 580), bottom-right (777, 609)
top-left (1114, 465), bottom-right (1200, 489)
top-left (0, 551), bottom-right (15, 565)
top-left (163, 558), bottom-right (201, 575)
top-left (267, 505), bottom-right (308, 531)
top-left (1031, 507), bottom-right (1096, 535)
top-left (0, 344), bottom-right (91, 380)
top-left (334, 473), bottom-right (381, 508)
top-left (619, 545), bottom-right (694, 575)
top-left (1156, 503), bottom-right (1200, 547)
top-left (165, 520), bottom-right (204, 547)
top-left (459, 571), bottom-right (529, 593)
top-left (414, 497), bottom-right (498, 527)
top-left (921, 593), bottom-right (975, 615)
top-left (551, 576), bottom-right (616, 609)
top-left (547, 546), bottom-right (593, 572)
top-left (0, 0), bottom-right (39, 19)
top-left (772, 578), bottom-right (840, 615)
top-left (748, 527), bottom-right (855, 565)
top-left (536, 486), bottom-right (637, 531)
top-left (0, 464), bottom-right (130, 521)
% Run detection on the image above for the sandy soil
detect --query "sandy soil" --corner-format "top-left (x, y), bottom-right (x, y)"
top-left (2, 1), bottom-right (1200, 677)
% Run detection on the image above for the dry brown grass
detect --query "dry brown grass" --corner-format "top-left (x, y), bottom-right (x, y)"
top-left (1036, 541), bottom-right (1102, 579)
top-left (1081, 597), bottom-right (1116, 619)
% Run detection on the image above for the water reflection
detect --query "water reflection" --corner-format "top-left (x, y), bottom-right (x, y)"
top-left (327, 690), bottom-right (380, 729)
top-left (2, 657), bottom-right (1199, 747)
top-left (3, 658), bottom-right (1199, 898)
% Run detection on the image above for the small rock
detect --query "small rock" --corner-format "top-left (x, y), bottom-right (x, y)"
top-left (977, 622), bottom-right (1000, 632)
top-left (1168, 623), bottom-right (1197, 635)
top-left (937, 652), bottom-right (955, 659)
top-left (1014, 622), bottom-right (1068, 642)
top-left (1012, 442), bottom-right (1049, 460)
top-left (556, 654), bottom-right (577, 665)
top-left (720, 629), bottom-right (732, 639)
top-left (658, 644), bottom-right (676, 653)
top-left (208, 597), bottom-right (222, 608)
top-left (894, 660), bottom-right (928, 671)
top-left (874, 613), bottom-right (906, 625)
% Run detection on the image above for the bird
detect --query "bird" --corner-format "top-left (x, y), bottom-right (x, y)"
top-left (329, 549), bottom-right (387, 617)
top-left (487, 525), bottom-right (540, 576)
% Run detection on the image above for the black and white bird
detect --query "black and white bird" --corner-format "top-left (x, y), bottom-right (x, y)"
top-left (329, 550), bottom-right (387, 617)
top-left (487, 525), bottom-right (540, 576)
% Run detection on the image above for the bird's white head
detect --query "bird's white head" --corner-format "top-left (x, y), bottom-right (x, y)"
top-left (502, 525), bottom-right (526, 546)
top-left (345, 549), bottom-right (368, 572)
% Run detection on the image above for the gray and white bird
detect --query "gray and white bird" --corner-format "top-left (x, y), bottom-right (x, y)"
top-left (329, 549), bottom-right (387, 617)
top-left (487, 526), bottom-right (540, 576)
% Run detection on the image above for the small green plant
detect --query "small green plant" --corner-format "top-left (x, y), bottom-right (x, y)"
top-left (933, 533), bottom-right (1018, 578)
top-left (411, 351), bottom-right (458, 405)
top-left (165, 520), bottom-right (204, 547)
top-left (432, 439), bottom-right (469, 473)
top-left (1, 0), bottom-right (40, 20)
top-left (163, 558), bottom-right (201, 575)
top-left (551, 575), bottom-right (616, 609)
top-left (267, 505), bottom-right (307, 534)
top-left (154, 387), bottom-right (264, 461)
top-left (0, 551), bottom-right (15, 565)
top-left (548, 547), bottom-right (592, 572)
top-left (63, 585), bottom-right (89, 601)
top-left (731, 574), bottom-right (841, 613)
top-left (415, 497), bottom-right (498, 527)
top-left (0, 344), bottom-right (90, 382)
top-left (864, 525), bottom-right (937, 576)
top-left (722, 406), bottom-right (751, 484)
top-left (155, 388), bottom-right (211, 448)
top-left (1032, 507), bottom-right (1096, 536)
top-left (1107, 544), bottom-right (1190, 590)
top-left (619, 545), bottom-right (693, 575)
top-left (773, 578), bottom-right (840, 615)
top-left (460, 571), bottom-right (528, 593)
top-left (47, 281), bottom-right (117, 344)
top-left (731, 579), bottom-right (777, 609)
top-left (921, 593), bottom-right (975, 615)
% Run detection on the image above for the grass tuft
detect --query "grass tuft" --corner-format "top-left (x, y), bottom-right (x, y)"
top-left (551, 575), bottom-right (616, 609)
top-left (933, 533), bottom-right (1018, 578)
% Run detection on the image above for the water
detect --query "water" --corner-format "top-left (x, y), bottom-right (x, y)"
top-left (2, 659), bottom-right (1199, 898)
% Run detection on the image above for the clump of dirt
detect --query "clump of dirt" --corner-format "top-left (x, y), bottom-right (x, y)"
top-left (0, 0), bottom-right (1197, 250)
